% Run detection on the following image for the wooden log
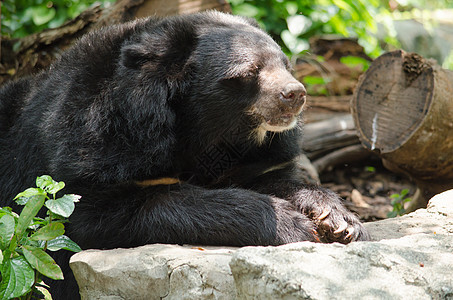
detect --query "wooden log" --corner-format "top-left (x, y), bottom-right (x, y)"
top-left (302, 114), bottom-right (360, 160)
top-left (351, 50), bottom-right (453, 209)
top-left (312, 144), bottom-right (371, 174)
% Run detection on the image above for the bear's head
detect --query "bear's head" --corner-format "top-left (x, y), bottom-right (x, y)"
top-left (120, 12), bottom-right (306, 144)
top-left (189, 12), bottom-right (306, 144)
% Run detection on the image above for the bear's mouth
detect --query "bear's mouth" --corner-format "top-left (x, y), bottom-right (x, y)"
top-left (260, 112), bottom-right (299, 132)
top-left (248, 100), bottom-right (304, 136)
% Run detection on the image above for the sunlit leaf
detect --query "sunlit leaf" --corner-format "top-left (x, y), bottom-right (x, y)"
top-left (36, 285), bottom-right (53, 300)
top-left (37, 175), bottom-right (65, 195)
top-left (303, 75), bottom-right (327, 85)
top-left (340, 56), bottom-right (370, 71)
top-left (31, 6), bottom-right (56, 26)
top-left (46, 235), bottom-right (82, 253)
top-left (45, 194), bottom-right (80, 218)
top-left (234, 3), bottom-right (260, 18)
top-left (14, 188), bottom-right (46, 204)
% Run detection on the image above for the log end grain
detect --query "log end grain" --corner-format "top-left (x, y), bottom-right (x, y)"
top-left (351, 50), bottom-right (434, 154)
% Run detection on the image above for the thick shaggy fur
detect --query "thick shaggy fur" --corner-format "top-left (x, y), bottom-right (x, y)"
top-left (0, 11), bottom-right (369, 299)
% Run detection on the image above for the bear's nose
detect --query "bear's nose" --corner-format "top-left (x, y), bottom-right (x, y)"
top-left (280, 82), bottom-right (306, 108)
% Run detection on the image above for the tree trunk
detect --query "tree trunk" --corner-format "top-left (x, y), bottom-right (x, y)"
top-left (351, 50), bottom-right (453, 209)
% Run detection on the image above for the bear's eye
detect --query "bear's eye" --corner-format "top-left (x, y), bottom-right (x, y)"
top-left (282, 57), bottom-right (292, 71)
top-left (244, 64), bottom-right (260, 78)
top-left (223, 62), bottom-right (261, 81)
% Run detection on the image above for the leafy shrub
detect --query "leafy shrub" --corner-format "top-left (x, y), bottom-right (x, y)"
top-left (1, 0), bottom-right (115, 37)
top-left (229, 0), bottom-right (392, 57)
top-left (0, 175), bottom-right (81, 299)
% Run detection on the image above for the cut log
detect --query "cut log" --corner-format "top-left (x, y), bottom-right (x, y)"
top-left (351, 50), bottom-right (453, 209)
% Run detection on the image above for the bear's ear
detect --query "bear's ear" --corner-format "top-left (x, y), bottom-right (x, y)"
top-left (120, 43), bottom-right (155, 70)
top-left (120, 22), bottom-right (197, 77)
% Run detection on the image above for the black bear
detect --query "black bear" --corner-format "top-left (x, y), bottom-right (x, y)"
top-left (0, 11), bottom-right (369, 299)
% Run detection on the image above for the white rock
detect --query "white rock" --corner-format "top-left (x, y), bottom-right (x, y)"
top-left (70, 245), bottom-right (236, 299)
top-left (70, 190), bottom-right (453, 300)
top-left (230, 234), bottom-right (453, 299)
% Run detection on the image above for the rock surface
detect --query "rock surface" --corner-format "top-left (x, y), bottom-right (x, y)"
top-left (70, 245), bottom-right (236, 299)
top-left (70, 190), bottom-right (453, 300)
top-left (364, 189), bottom-right (453, 241)
top-left (231, 234), bottom-right (452, 299)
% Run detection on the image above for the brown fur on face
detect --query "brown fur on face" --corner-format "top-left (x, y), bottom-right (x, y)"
top-left (249, 64), bottom-right (306, 143)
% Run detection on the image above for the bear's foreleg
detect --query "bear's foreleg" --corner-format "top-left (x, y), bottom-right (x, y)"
top-left (242, 164), bottom-right (370, 243)
top-left (67, 182), bottom-right (319, 249)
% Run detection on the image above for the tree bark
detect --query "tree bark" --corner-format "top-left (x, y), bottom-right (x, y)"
top-left (351, 50), bottom-right (453, 209)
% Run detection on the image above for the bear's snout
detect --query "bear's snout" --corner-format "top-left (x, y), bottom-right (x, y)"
top-left (280, 82), bottom-right (307, 111)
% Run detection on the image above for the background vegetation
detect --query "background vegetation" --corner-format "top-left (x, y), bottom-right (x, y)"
top-left (1, 0), bottom-right (115, 37)
top-left (1, 0), bottom-right (453, 65)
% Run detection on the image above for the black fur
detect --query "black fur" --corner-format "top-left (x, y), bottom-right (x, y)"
top-left (0, 11), bottom-right (369, 299)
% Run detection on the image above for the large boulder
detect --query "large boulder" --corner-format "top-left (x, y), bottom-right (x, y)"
top-left (70, 190), bottom-right (453, 299)
top-left (230, 234), bottom-right (452, 299)
top-left (70, 245), bottom-right (236, 299)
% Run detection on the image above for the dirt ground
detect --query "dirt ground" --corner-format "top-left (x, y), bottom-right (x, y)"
top-left (319, 155), bottom-right (417, 222)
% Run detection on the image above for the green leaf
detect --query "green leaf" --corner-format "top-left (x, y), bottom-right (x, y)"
top-left (0, 207), bottom-right (13, 215)
top-left (36, 285), bottom-right (53, 300)
top-left (30, 222), bottom-right (65, 241)
top-left (36, 175), bottom-right (65, 195)
top-left (36, 175), bottom-right (53, 188)
top-left (0, 256), bottom-right (35, 299)
top-left (365, 166), bottom-right (376, 172)
top-left (387, 210), bottom-right (397, 218)
top-left (14, 188), bottom-right (46, 204)
top-left (16, 195), bottom-right (46, 240)
top-left (22, 245), bottom-right (64, 280)
top-left (46, 235), bottom-right (82, 253)
top-left (303, 75), bottom-right (327, 85)
top-left (340, 56), bottom-right (370, 71)
top-left (31, 6), bottom-right (56, 26)
top-left (8, 235), bottom-right (17, 253)
top-left (0, 215), bottom-right (15, 250)
top-left (400, 189), bottom-right (409, 197)
top-left (233, 3), bottom-right (260, 18)
top-left (45, 194), bottom-right (80, 218)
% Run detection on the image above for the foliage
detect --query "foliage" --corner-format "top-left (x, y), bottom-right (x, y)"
top-left (387, 188), bottom-right (411, 218)
top-left (1, 0), bottom-right (115, 37)
top-left (390, 0), bottom-right (453, 10)
top-left (229, 0), bottom-right (398, 57)
top-left (0, 175), bottom-right (81, 300)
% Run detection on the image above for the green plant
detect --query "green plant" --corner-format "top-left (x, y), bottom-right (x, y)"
top-left (387, 188), bottom-right (411, 218)
top-left (229, 0), bottom-right (398, 58)
top-left (365, 166), bottom-right (376, 172)
top-left (1, 0), bottom-right (115, 37)
top-left (0, 175), bottom-right (81, 299)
